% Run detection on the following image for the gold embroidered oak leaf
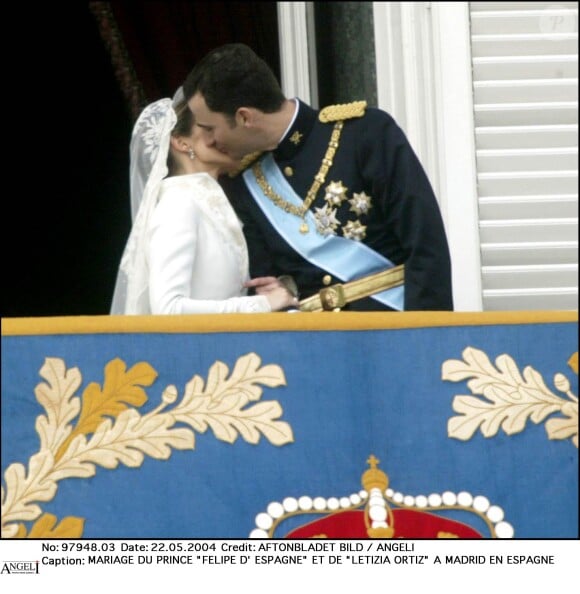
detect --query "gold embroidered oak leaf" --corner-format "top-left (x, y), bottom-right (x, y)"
top-left (27, 513), bottom-right (84, 538)
top-left (55, 359), bottom-right (157, 461)
top-left (50, 409), bottom-right (194, 480)
top-left (34, 358), bottom-right (82, 455)
top-left (1, 451), bottom-right (57, 538)
top-left (569, 352), bottom-right (578, 375)
top-left (2, 354), bottom-right (294, 538)
top-left (443, 347), bottom-right (565, 441)
top-left (1, 521), bottom-right (27, 539)
top-left (191, 352), bottom-right (287, 403)
top-left (545, 402), bottom-right (579, 447)
top-left (172, 353), bottom-right (292, 444)
top-left (443, 348), bottom-right (553, 395)
top-left (174, 394), bottom-right (293, 445)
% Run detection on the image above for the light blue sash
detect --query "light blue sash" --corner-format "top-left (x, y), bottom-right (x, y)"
top-left (243, 153), bottom-right (404, 310)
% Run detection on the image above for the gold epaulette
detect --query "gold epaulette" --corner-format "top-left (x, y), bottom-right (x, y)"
top-left (228, 150), bottom-right (264, 177)
top-left (319, 100), bottom-right (367, 123)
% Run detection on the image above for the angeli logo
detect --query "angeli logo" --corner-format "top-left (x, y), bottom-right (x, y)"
top-left (1, 560), bottom-right (39, 574)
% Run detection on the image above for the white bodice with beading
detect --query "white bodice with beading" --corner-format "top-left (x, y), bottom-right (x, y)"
top-left (146, 172), bottom-right (270, 314)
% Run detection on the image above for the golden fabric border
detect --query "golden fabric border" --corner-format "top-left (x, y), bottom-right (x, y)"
top-left (89, 1), bottom-right (148, 120)
top-left (1, 311), bottom-right (577, 336)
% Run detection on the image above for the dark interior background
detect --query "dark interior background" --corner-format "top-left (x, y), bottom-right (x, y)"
top-left (2, 2), bottom-right (279, 318)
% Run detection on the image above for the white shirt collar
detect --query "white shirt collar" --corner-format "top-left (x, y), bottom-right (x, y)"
top-left (277, 98), bottom-right (299, 146)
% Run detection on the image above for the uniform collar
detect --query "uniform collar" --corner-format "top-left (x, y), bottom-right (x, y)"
top-left (274, 99), bottom-right (318, 161)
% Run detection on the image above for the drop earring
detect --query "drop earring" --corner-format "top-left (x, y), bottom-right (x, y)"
top-left (188, 147), bottom-right (196, 160)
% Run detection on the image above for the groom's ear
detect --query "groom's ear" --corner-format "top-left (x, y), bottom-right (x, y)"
top-left (235, 107), bottom-right (253, 128)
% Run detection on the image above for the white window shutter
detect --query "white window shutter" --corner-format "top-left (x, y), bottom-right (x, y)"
top-left (470, 2), bottom-right (578, 310)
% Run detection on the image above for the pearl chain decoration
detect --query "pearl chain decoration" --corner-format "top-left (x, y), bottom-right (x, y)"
top-left (249, 487), bottom-right (513, 539)
top-left (367, 486), bottom-right (391, 533)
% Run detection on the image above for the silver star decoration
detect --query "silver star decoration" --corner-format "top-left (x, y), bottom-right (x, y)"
top-left (314, 204), bottom-right (341, 236)
top-left (342, 220), bottom-right (367, 241)
top-left (349, 191), bottom-right (373, 216)
top-left (324, 181), bottom-right (348, 207)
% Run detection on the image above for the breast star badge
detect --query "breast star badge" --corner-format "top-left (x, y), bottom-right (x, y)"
top-left (349, 191), bottom-right (373, 216)
top-left (324, 180), bottom-right (348, 206)
top-left (342, 220), bottom-right (367, 241)
top-left (314, 204), bottom-right (341, 236)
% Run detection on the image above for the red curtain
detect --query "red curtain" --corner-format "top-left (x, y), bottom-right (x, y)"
top-left (90, 1), bottom-right (280, 120)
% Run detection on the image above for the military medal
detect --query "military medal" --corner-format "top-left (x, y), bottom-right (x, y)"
top-left (349, 191), bottom-right (372, 215)
top-left (343, 220), bottom-right (367, 241)
top-left (252, 104), bottom-right (372, 236)
top-left (324, 181), bottom-right (348, 206)
top-left (314, 204), bottom-right (340, 236)
top-left (251, 121), bottom-right (345, 236)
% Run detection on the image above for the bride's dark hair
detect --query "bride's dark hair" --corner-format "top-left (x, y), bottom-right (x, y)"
top-left (166, 100), bottom-right (194, 175)
top-left (172, 100), bottom-right (194, 136)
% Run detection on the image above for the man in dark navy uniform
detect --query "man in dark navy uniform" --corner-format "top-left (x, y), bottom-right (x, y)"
top-left (183, 44), bottom-right (453, 311)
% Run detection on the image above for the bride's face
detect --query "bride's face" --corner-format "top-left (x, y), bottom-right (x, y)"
top-left (189, 126), bottom-right (240, 173)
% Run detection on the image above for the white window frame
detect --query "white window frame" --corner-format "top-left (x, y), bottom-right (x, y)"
top-left (277, 2), bottom-right (315, 105)
top-left (373, 1), bottom-right (483, 311)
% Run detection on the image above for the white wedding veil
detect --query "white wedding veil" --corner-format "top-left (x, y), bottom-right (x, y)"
top-left (110, 88), bottom-right (185, 314)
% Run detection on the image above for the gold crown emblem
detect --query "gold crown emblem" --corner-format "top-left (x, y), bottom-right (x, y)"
top-left (362, 454), bottom-right (389, 492)
top-left (250, 452), bottom-right (514, 539)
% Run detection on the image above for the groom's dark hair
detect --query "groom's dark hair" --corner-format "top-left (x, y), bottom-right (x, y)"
top-left (183, 43), bottom-right (285, 117)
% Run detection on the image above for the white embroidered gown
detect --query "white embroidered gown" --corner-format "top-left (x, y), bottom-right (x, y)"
top-left (147, 172), bottom-right (270, 314)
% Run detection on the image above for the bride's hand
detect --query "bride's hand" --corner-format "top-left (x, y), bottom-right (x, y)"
top-left (244, 276), bottom-right (283, 295)
top-left (265, 286), bottom-right (299, 311)
top-left (245, 276), bottom-right (299, 311)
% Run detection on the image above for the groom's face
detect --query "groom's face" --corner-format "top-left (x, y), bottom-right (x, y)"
top-left (189, 93), bottom-right (252, 160)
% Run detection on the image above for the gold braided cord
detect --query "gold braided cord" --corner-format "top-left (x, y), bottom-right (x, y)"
top-left (319, 101), bottom-right (367, 123)
top-left (251, 121), bottom-right (344, 225)
top-left (228, 150), bottom-right (264, 178)
top-left (89, 1), bottom-right (148, 121)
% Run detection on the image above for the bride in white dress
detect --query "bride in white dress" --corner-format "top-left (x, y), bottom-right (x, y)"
top-left (111, 91), bottom-right (297, 315)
